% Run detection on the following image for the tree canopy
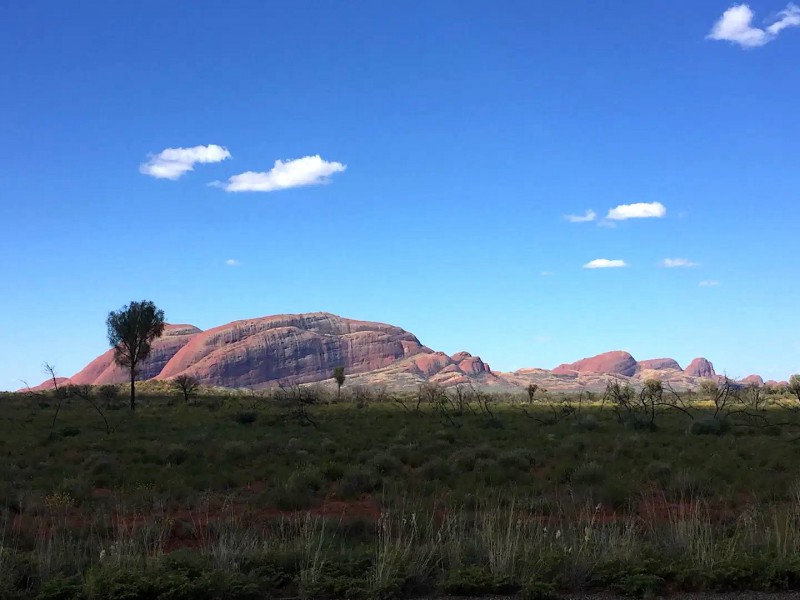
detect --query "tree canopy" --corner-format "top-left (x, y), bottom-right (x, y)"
top-left (107, 300), bottom-right (165, 410)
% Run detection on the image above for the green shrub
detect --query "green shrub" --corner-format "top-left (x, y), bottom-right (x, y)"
top-left (372, 452), bottom-right (403, 476)
top-left (287, 467), bottom-right (324, 493)
top-left (233, 411), bottom-right (258, 425)
top-left (82, 453), bottom-right (122, 487)
top-left (690, 417), bottom-right (730, 436)
top-left (84, 565), bottom-right (155, 600)
top-left (599, 478), bottom-right (637, 509)
top-left (268, 467), bottom-right (325, 510)
top-left (559, 436), bottom-right (585, 458)
top-left (645, 460), bottom-right (672, 487)
top-left (0, 548), bottom-right (37, 593)
top-left (450, 448), bottom-right (478, 471)
top-left (668, 470), bottom-right (706, 499)
top-left (612, 573), bottom-right (665, 598)
top-left (623, 414), bottom-right (657, 432)
top-left (37, 575), bottom-right (84, 600)
top-left (481, 459), bottom-right (518, 486)
top-left (474, 444), bottom-right (497, 460)
top-left (320, 438), bottom-right (337, 454)
top-left (165, 444), bottom-right (190, 465)
top-left (339, 467), bottom-right (380, 498)
top-left (388, 443), bottom-right (424, 467)
top-left (223, 441), bottom-right (248, 460)
top-left (571, 461), bottom-right (605, 485)
top-left (435, 429), bottom-right (456, 444)
top-left (441, 565), bottom-right (495, 596)
top-left (162, 548), bottom-right (212, 577)
top-left (418, 457), bottom-right (451, 481)
top-left (521, 580), bottom-right (558, 600)
top-left (321, 460), bottom-right (344, 482)
top-left (573, 414), bottom-right (600, 431)
top-left (498, 448), bottom-right (536, 471)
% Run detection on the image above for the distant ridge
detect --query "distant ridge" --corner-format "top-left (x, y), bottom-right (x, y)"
top-left (22, 312), bottom-right (777, 393)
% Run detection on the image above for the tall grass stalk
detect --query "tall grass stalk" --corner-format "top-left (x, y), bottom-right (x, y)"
top-left (477, 497), bottom-right (522, 580)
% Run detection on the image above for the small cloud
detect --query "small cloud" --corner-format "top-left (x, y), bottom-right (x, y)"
top-left (606, 202), bottom-right (666, 221)
top-left (707, 3), bottom-right (800, 48)
top-left (225, 259), bottom-right (240, 266)
top-left (534, 335), bottom-right (552, 344)
top-left (540, 271), bottom-right (554, 276)
top-left (597, 219), bottom-right (618, 229)
top-left (699, 279), bottom-right (720, 287)
top-left (565, 209), bottom-right (596, 223)
top-left (140, 144), bottom-right (231, 180)
top-left (583, 258), bottom-right (628, 269)
top-left (214, 155), bottom-right (346, 192)
top-left (661, 258), bottom-right (698, 268)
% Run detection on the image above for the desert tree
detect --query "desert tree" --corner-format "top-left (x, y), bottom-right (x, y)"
top-left (98, 384), bottom-right (119, 409)
top-left (106, 300), bottom-right (165, 411)
top-left (36, 364), bottom-right (110, 435)
top-left (604, 378), bottom-right (670, 430)
top-left (276, 381), bottom-right (318, 427)
top-left (790, 375), bottom-right (800, 403)
top-left (332, 365), bottom-right (345, 399)
top-left (64, 384), bottom-right (111, 435)
top-left (526, 383), bottom-right (538, 404)
top-left (173, 374), bottom-right (200, 403)
top-left (42, 362), bottom-right (68, 434)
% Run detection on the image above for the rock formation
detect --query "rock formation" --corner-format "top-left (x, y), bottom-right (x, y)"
top-left (685, 357), bottom-right (716, 378)
top-left (21, 312), bottom-right (776, 393)
top-left (154, 313), bottom-right (431, 388)
top-left (69, 324), bottom-right (202, 385)
top-left (638, 358), bottom-right (682, 371)
top-left (552, 351), bottom-right (639, 377)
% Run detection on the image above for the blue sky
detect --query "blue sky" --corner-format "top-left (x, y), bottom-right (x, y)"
top-left (1, 1), bottom-right (799, 389)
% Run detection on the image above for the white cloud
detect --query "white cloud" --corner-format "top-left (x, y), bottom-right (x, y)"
top-left (140, 144), bottom-right (231, 179)
top-left (540, 271), bottom-right (554, 276)
top-left (606, 202), bottom-right (666, 221)
top-left (565, 210), bottom-right (596, 223)
top-left (225, 259), bottom-right (240, 266)
top-left (583, 259), bottom-right (628, 269)
top-left (597, 219), bottom-right (617, 229)
top-left (661, 258), bottom-right (698, 268)
top-left (769, 3), bottom-right (800, 33)
top-left (707, 3), bottom-right (800, 48)
top-left (215, 155), bottom-right (346, 192)
top-left (699, 279), bottom-right (720, 287)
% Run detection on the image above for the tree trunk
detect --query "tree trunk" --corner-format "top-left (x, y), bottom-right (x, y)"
top-left (130, 370), bottom-right (136, 411)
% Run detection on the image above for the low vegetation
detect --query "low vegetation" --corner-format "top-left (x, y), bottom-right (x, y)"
top-left (2, 380), bottom-right (800, 598)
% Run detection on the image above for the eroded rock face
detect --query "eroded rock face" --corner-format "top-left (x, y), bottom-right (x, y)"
top-left (638, 358), bottom-right (682, 371)
top-left (156, 313), bottom-right (426, 388)
top-left (409, 352), bottom-right (453, 378)
top-left (459, 356), bottom-right (490, 376)
top-left (70, 324), bottom-right (202, 385)
top-left (685, 358), bottom-right (715, 378)
top-left (741, 374), bottom-right (764, 386)
top-left (22, 312), bottom-right (766, 393)
top-left (552, 351), bottom-right (639, 377)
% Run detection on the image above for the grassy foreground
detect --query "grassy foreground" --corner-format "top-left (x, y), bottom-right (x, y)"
top-left (2, 382), bottom-right (800, 599)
